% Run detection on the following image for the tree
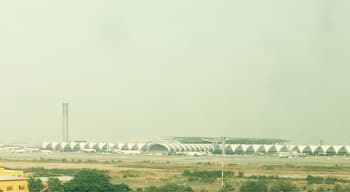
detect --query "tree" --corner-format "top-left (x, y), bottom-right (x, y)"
top-left (47, 177), bottom-right (64, 192)
top-left (218, 183), bottom-right (235, 192)
top-left (269, 180), bottom-right (299, 192)
top-left (112, 184), bottom-right (131, 192)
top-left (144, 184), bottom-right (193, 192)
top-left (240, 180), bottom-right (268, 192)
top-left (334, 184), bottom-right (350, 192)
top-left (28, 177), bottom-right (43, 192)
top-left (63, 169), bottom-right (130, 192)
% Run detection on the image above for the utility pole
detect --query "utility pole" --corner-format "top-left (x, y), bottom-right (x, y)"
top-left (62, 103), bottom-right (69, 142)
top-left (221, 137), bottom-right (225, 188)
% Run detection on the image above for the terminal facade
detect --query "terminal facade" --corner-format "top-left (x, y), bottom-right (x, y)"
top-left (42, 137), bottom-right (350, 156)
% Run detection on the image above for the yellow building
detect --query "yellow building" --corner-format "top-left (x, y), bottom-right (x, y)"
top-left (0, 168), bottom-right (24, 177)
top-left (0, 176), bottom-right (28, 192)
top-left (0, 168), bottom-right (28, 192)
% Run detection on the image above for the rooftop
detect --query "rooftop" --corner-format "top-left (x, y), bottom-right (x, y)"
top-left (0, 176), bottom-right (27, 181)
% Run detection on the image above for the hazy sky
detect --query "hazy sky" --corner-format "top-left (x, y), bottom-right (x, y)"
top-left (0, 1), bottom-right (349, 144)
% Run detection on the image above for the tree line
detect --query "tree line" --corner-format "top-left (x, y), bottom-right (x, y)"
top-left (27, 169), bottom-right (350, 192)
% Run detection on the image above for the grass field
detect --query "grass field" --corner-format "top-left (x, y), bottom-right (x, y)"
top-left (1, 152), bottom-right (350, 191)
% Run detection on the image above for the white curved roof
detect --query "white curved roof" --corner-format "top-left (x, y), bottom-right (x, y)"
top-left (332, 145), bottom-right (343, 153)
top-left (252, 145), bottom-right (260, 152)
top-left (41, 141), bottom-right (350, 156)
top-left (345, 146), bottom-right (350, 153)
top-left (257, 145), bottom-right (267, 153)
top-left (241, 145), bottom-right (251, 152)
top-left (298, 145), bottom-right (307, 152)
top-left (275, 145), bottom-right (285, 152)
top-left (267, 145), bottom-right (277, 152)
top-left (97, 143), bottom-right (107, 150)
top-left (309, 145), bottom-right (318, 153)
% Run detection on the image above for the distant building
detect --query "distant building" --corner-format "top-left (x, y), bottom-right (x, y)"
top-left (0, 168), bottom-right (28, 192)
top-left (41, 137), bottom-right (350, 156)
top-left (0, 168), bottom-right (24, 177)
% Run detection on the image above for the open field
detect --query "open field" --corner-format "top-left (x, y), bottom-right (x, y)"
top-left (1, 152), bottom-right (350, 191)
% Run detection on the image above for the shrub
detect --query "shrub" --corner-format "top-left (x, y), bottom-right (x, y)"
top-left (218, 183), bottom-right (235, 192)
top-left (143, 184), bottom-right (193, 192)
top-left (307, 175), bottom-right (324, 184)
top-left (269, 180), bottom-right (299, 192)
top-left (238, 171), bottom-right (244, 178)
top-left (240, 180), bottom-right (268, 192)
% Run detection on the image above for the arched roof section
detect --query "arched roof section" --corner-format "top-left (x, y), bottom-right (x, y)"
top-left (47, 142), bottom-right (59, 151)
top-left (275, 145), bottom-right (287, 152)
top-left (278, 145), bottom-right (289, 152)
top-left (176, 144), bottom-right (186, 151)
top-left (42, 142), bottom-right (50, 149)
top-left (252, 145), bottom-right (261, 152)
top-left (298, 145), bottom-right (307, 152)
top-left (310, 145), bottom-right (318, 153)
top-left (198, 144), bottom-right (208, 152)
top-left (267, 145), bottom-right (278, 153)
top-left (185, 144), bottom-right (195, 151)
top-left (148, 143), bottom-right (171, 152)
top-left (303, 145), bottom-right (318, 154)
top-left (189, 144), bottom-right (199, 152)
top-left (172, 144), bottom-right (183, 152)
top-left (264, 145), bottom-right (272, 152)
top-left (345, 146), bottom-right (350, 153)
top-left (182, 144), bottom-right (191, 151)
top-left (115, 143), bottom-right (124, 149)
top-left (287, 145), bottom-right (296, 151)
top-left (256, 145), bottom-right (267, 153)
top-left (241, 145), bottom-right (251, 153)
top-left (107, 143), bottom-right (115, 151)
top-left (137, 143), bottom-right (146, 151)
top-left (333, 145), bottom-right (342, 154)
top-left (245, 145), bottom-right (255, 154)
top-left (79, 143), bottom-right (87, 150)
top-left (338, 146), bottom-right (348, 155)
top-left (325, 146), bottom-right (336, 155)
top-left (229, 145), bottom-right (238, 153)
top-left (91, 143), bottom-right (100, 150)
top-left (314, 146), bottom-right (325, 154)
top-left (130, 144), bottom-right (140, 150)
top-left (234, 145), bottom-right (244, 153)
top-left (87, 142), bottom-right (97, 149)
top-left (321, 145), bottom-right (331, 152)
top-left (59, 142), bottom-right (68, 151)
top-left (225, 145), bottom-right (234, 154)
top-left (203, 144), bottom-right (214, 152)
top-left (70, 142), bottom-right (79, 151)
top-left (167, 144), bottom-right (177, 152)
top-left (97, 143), bottom-right (107, 151)
top-left (194, 144), bottom-right (205, 152)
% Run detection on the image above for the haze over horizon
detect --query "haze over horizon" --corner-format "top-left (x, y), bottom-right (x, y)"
top-left (0, 0), bottom-right (349, 145)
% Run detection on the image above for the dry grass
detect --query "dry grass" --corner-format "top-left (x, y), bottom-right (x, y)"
top-left (1, 152), bottom-right (350, 191)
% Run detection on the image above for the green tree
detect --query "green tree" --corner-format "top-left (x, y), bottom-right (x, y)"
top-left (269, 180), bottom-right (299, 192)
top-left (218, 183), bottom-right (235, 192)
top-left (63, 169), bottom-right (130, 192)
top-left (111, 184), bottom-right (131, 192)
top-left (47, 177), bottom-right (64, 192)
top-left (28, 177), bottom-right (43, 192)
top-left (334, 184), bottom-right (350, 192)
top-left (144, 184), bottom-right (193, 192)
top-left (240, 180), bottom-right (268, 192)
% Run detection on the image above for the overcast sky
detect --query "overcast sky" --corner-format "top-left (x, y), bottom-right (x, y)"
top-left (0, 0), bottom-right (349, 144)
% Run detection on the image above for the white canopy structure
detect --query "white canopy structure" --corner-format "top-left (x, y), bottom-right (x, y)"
top-left (41, 141), bottom-right (350, 156)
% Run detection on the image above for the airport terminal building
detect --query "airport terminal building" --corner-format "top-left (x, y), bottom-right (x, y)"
top-left (41, 137), bottom-right (350, 156)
